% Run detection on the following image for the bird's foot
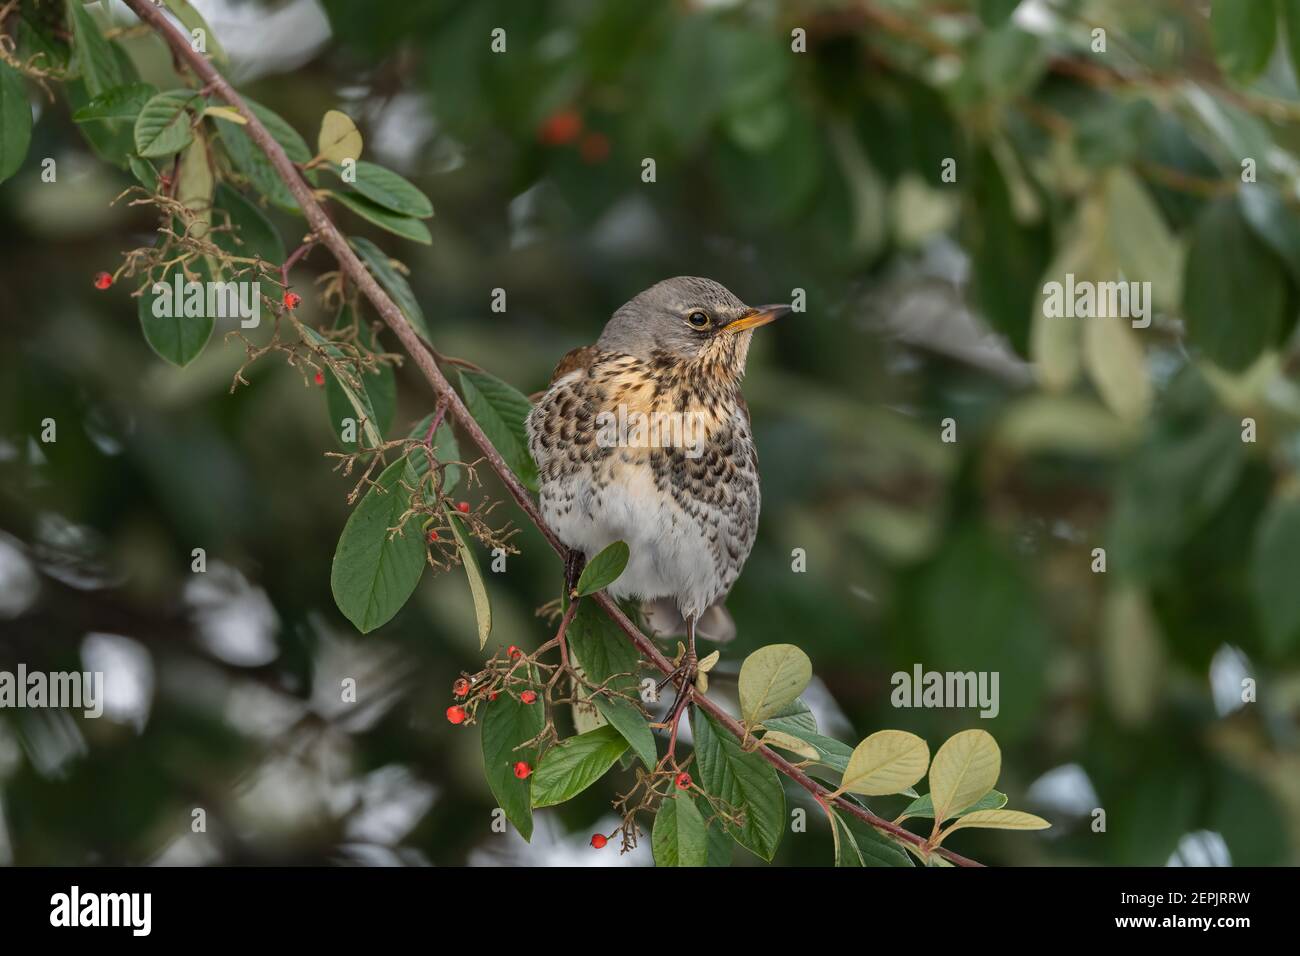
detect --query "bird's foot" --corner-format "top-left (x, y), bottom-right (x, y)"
top-left (563, 547), bottom-right (586, 598)
top-left (653, 650), bottom-right (697, 733)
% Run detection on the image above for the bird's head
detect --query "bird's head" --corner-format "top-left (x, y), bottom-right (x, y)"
top-left (597, 276), bottom-right (791, 379)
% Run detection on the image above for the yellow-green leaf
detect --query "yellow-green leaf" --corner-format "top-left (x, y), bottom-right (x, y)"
top-left (1083, 315), bottom-right (1151, 423)
top-left (937, 808), bottom-right (1050, 842)
top-left (176, 131), bottom-right (213, 239)
top-left (203, 105), bottom-right (245, 124)
top-left (445, 505), bottom-right (491, 648)
top-left (738, 644), bottom-right (812, 727)
top-left (318, 109), bottom-right (363, 164)
top-left (760, 730), bottom-right (820, 761)
top-left (839, 730), bottom-right (929, 796)
top-left (928, 729), bottom-right (1001, 824)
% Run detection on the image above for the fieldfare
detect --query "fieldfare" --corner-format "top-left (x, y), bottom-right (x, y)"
top-left (526, 277), bottom-right (791, 722)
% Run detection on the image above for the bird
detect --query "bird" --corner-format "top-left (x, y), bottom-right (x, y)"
top-left (526, 277), bottom-right (791, 723)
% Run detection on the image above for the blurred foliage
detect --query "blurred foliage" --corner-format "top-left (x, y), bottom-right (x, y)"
top-left (1, 0), bottom-right (1300, 866)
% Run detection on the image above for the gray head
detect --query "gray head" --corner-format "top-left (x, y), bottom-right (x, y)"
top-left (597, 277), bottom-right (791, 374)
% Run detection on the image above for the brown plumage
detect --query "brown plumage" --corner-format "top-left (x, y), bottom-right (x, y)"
top-left (526, 277), bottom-right (791, 713)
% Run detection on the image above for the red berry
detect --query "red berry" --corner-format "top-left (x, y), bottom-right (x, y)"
top-left (508, 645), bottom-right (522, 659)
top-left (283, 291), bottom-right (301, 310)
top-left (590, 833), bottom-right (607, 849)
top-left (93, 271), bottom-right (113, 290)
top-left (457, 501), bottom-right (471, 513)
top-left (427, 530), bottom-right (439, 542)
top-left (489, 692), bottom-right (499, 701)
top-left (445, 705), bottom-right (466, 725)
top-left (675, 772), bottom-right (691, 790)
top-left (520, 690), bottom-right (537, 704)
top-left (580, 132), bottom-right (610, 164)
top-left (452, 678), bottom-right (470, 697)
top-left (513, 761), bottom-right (531, 779)
top-left (538, 109), bottom-right (582, 146)
top-left (313, 371), bottom-right (325, 385)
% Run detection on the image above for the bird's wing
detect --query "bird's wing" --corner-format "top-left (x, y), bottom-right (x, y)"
top-left (550, 345), bottom-right (599, 384)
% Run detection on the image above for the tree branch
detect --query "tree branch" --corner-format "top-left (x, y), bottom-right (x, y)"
top-left (121, 0), bottom-right (980, 868)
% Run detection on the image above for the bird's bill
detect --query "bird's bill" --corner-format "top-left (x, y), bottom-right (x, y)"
top-left (721, 304), bottom-right (793, 334)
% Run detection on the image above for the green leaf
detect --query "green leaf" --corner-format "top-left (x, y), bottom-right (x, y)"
top-left (163, 0), bottom-right (228, 64)
top-left (299, 324), bottom-right (383, 449)
top-left (831, 809), bottom-right (913, 867)
top-left (408, 413), bottom-right (462, 495)
top-left (738, 644), bottom-right (812, 727)
top-left (928, 729), bottom-right (1001, 825)
top-left (0, 60), bottom-right (32, 185)
top-left (333, 160), bottom-right (434, 218)
top-left (1239, 183), bottom-right (1300, 287)
top-left (328, 189), bottom-right (432, 244)
top-left (349, 236), bottom-right (432, 343)
top-left (774, 730), bottom-right (853, 773)
top-left (129, 156), bottom-right (159, 191)
top-left (1211, 0), bottom-right (1277, 82)
top-left (458, 368), bottom-right (539, 491)
top-left (530, 725), bottom-right (628, 808)
top-left (213, 183), bottom-right (286, 264)
top-left (481, 669), bottom-right (544, 840)
top-left (1251, 496), bottom-right (1300, 653)
top-left (329, 456), bottom-right (427, 633)
top-left (703, 809), bottom-right (734, 865)
top-left (212, 100), bottom-right (310, 212)
top-left (899, 789), bottom-right (1008, 822)
top-left (64, 78), bottom-right (134, 169)
top-left (446, 506), bottom-right (491, 649)
top-left (318, 109), bottom-right (362, 164)
top-left (575, 541), bottom-right (629, 595)
top-left (68, 0), bottom-right (123, 97)
top-left (652, 792), bottom-right (708, 866)
top-left (839, 730), bottom-right (930, 796)
top-left (759, 698), bottom-right (817, 736)
top-left (322, 308), bottom-right (394, 449)
top-left (690, 710), bottom-right (785, 861)
top-left (137, 255), bottom-right (215, 366)
top-left (71, 82), bottom-right (155, 123)
top-left (756, 700), bottom-right (856, 773)
top-left (1104, 167), bottom-right (1182, 309)
top-left (134, 89), bottom-right (199, 157)
top-left (1183, 197), bottom-right (1288, 371)
top-left (566, 601), bottom-right (656, 768)
top-left (245, 99), bottom-right (312, 163)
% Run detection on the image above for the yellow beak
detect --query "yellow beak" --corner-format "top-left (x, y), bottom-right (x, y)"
top-left (721, 304), bottom-right (793, 334)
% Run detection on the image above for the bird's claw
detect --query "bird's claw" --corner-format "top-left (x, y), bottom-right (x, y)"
top-left (658, 653), bottom-right (697, 729)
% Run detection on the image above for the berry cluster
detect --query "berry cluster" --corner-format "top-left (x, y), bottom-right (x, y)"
top-left (537, 109), bottom-right (610, 165)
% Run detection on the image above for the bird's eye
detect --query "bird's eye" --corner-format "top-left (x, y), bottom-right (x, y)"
top-left (686, 311), bottom-right (710, 329)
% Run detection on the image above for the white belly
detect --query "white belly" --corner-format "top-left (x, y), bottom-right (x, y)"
top-left (540, 464), bottom-right (723, 619)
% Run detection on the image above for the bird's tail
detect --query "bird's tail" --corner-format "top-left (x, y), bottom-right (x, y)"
top-left (641, 598), bottom-right (737, 644)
